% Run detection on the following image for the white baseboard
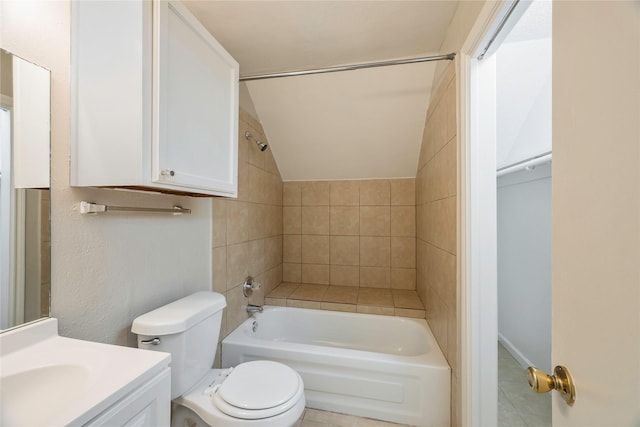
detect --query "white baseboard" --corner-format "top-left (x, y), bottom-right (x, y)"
top-left (498, 333), bottom-right (533, 369)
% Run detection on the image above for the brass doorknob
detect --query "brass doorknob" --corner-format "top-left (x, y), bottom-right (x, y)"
top-left (527, 365), bottom-right (576, 406)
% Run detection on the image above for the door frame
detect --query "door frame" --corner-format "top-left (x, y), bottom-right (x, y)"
top-left (457, 1), bottom-right (530, 425)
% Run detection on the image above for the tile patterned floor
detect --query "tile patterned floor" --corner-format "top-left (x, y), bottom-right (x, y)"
top-left (266, 283), bottom-right (426, 318)
top-left (297, 408), bottom-right (413, 427)
top-left (498, 343), bottom-right (551, 427)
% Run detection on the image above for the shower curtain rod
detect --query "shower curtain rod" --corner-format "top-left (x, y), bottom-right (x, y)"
top-left (477, 0), bottom-right (521, 60)
top-left (239, 53), bottom-right (456, 82)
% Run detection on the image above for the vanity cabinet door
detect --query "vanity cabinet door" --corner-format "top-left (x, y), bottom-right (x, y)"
top-left (86, 368), bottom-right (171, 427)
top-left (152, 0), bottom-right (239, 196)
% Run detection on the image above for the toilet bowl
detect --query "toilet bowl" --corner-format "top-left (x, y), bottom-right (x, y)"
top-left (132, 292), bottom-right (305, 427)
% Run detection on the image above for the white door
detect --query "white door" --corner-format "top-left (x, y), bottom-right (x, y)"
top-left (551, 2), bottom-right (640, 425)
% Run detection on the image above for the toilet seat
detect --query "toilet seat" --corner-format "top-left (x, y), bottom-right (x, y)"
top-left (213, 361), bottom-right (302, 419)
top-left (177, 362), bottom-right (305, 426)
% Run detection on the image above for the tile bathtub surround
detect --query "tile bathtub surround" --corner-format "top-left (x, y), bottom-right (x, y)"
top-left (212, 109), bottom-right (284, 346)
top-left (282, 179), bottom-right (417, 291)
top-left (416, 62), bottom-right (459, 424)
top-left (266, 283), bottom-right (426, 318)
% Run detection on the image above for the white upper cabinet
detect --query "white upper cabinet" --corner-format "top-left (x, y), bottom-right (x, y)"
top-left (71, 0), bottom-right (239, 197)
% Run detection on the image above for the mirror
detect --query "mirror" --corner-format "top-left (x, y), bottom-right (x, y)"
top-left (0, 49), bottom-right (51, 330)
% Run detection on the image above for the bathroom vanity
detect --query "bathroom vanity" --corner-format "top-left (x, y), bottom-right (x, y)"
top-left (0, 318), bottom-right (171, 427)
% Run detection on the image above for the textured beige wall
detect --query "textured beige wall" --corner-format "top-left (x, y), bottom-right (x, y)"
top-left (282, 179), bottom-right (415, 290)
top-left (213, 109), bottom-right (283, 352)
top-left (416, 61), bottom-right (458, 426)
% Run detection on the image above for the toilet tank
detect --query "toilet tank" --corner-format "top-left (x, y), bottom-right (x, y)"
top-left (132, 292), bottom-right (227, 399)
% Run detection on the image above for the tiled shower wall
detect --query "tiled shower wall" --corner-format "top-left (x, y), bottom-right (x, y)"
top-left (416, 62), bottom-right (459, 425)
top-left (282, 179), bottom-right (416, 290)
top-left (212, 109), bottom-right (283, 347)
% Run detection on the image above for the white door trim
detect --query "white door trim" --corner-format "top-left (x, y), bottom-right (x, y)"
top-left (458, 1), bottom-right (516, 426)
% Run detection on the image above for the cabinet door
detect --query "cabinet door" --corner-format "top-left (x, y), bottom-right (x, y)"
top-left (86, 368), bottom-right (171, 427)
top-left (153, 0), bottom-right (239, 196)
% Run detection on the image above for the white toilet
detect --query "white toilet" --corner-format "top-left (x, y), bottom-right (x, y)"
top-left (131, 291), bottom-right (305, 427)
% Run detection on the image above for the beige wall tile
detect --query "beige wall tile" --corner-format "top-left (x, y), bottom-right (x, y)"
top-left (225, 283), bottom-right (250, 333)
top-left (330, 206), bottom-right (359, 236)
top-left (330, 236), bottom-right (359, 266)
top-left (302, 181), bottom-right (330, 206)
top-left (283, 263), bottom-right (301, 283)
top-left (301, 206), bottom-right (330, 235)
top-left (301, 235), bottom-right (330, 264)
top-left (357, 287), bottom-right (393, 306)
top-left (433, 101), bottom-right (448, 156)
top-left (265, 205), bottom-right (282, 237)
top-left (283, 207), bottom-right (301, 235)
top-left (264, 149), bottom-right (279, 177)
top-left (391, 206), bottom-right (416, 237)
top-left (359, 266), bottom-right (391, 288)
top-left (444, 140), bottom-right (457, 198)
top-left (330, 180), bottom-right (359, 206)
top-left (392, 289), bottom-right (424, 309)
top-left (265, 297), bottom-right (286, 306)
top-left (391, 178), bottom-right (415, 206)
top-left (416, 203), bottom-right (425, 240)
top-left (323, 286), bottom-right (358, 304)
top-left (359, 236), bottom-right (390, 267)
top-left (300, 264), bottom-right (330, 285)
top-left (320, 302), bottom-right (357, 313)
top-left (415, 67), bottom-right (458, 413)
top-left (395, 308), bottom-right (426, 319)
top-left (357, 305), bottom-right (395, 316)
top-left (238, 120), bottom-right (250, 165)
top-left (426, 197), bottom-right (456, 255)
top-left (212, 246), bottom-right (227, 293)
top-left (212, 199), bottom-right (226, 248)
top-left (248, 164), bottom-right (266, 204)
top-left (226, 201), bottom-right (249, 245)
top-left (391, 268), bottom-right (416, 290)
top-left (283, 182), bottom-right (301, 206)
top-left (391, 237), bottom-right (416, 268)
top-left (247, 131), bottom-right (266, 170)
top-left (287, 299), bottom-right (321, 309)
top-left (330, 265), bottom-right (359, 286)
top-left (290, 284), bottom-right (328, 300)
top-left (359, 180), bottom-right (390, 205)
top-left (419, 120), bottom-right (432, 171)
top-left (360, 206), bottom-right (390, 236)
top-left (226, 242), bottom-right (249, 289)
top-left (268, 283), bottom-right (299, 298)
top-left (237, 154), bottom-right (250, 202)
top-left (283, 235), bottom-right (301, 263)
top-left (248, 203), bottom-right (266, 240)
top-left (446, 79), bottom-right (457, 142)
top-left (274, 179), bottom-right (283, 206)
top-left (264, 235), bottom-right (281, 270)
top-left (248, 239), bottom-right (265, 277)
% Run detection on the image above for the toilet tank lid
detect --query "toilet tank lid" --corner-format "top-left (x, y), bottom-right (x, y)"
top-left (131, 292), bottom-right (227, 336)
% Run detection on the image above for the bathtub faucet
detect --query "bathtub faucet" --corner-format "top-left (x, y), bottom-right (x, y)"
top-left (246, 304), bottom-right (263, 314)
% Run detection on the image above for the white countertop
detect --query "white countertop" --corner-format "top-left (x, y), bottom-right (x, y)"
top-left (0, 318), bottom-right (171, 427)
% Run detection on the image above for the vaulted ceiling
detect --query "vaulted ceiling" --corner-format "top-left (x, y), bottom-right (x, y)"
top-left (184, 1), bottom-right (459, 180)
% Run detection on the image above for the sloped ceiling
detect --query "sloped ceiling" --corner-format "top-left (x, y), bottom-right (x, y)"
top-left (184, 1), bottom-right (459, 180)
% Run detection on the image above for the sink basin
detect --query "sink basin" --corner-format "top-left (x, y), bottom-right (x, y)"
top-left (1, 365), bottom-right (91, 426)
top-left (0, 318), bottom-right (170, 427)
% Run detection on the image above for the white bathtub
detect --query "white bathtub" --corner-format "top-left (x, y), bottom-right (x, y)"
top-left (221, 306), bottom-right (450, 427)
